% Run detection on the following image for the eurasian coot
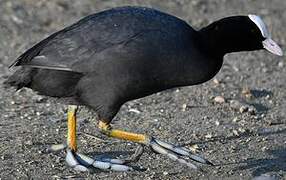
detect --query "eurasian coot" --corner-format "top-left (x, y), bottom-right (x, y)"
top-left (5, 6), bottom-right (283, 171)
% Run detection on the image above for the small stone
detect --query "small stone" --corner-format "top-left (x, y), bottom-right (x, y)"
top-left (182, 103), bottom-right (187, 112)
top-left (261, 146), bottom-right (268, 152)
top-left (232, 117), bottom-right (239, 122)
top-left (202, 116), bottom-right (209, 120)
top-left (238, 128), bottom-right (246, 133)
top-left (262, 67), bottom-right (268, 73)
top-left (239, 106), bottom-right (248, 113)
top-left (213, 78), bottom-right (220, 85)
top-left (128, 108), bottom-right (141, 114)
top-left (278, 61), bottom-right (284, 68)
top-left (205, 133), bottom-right (213, 139)
top-left (233, 130), bottom-right (239, 136)
top-left (230, 100), bottom-right (242, 110)
top-left (214, 96), bottom-right (225, 103)
top-left (248, 106), bottom-right (256, 115)
top-left (33, 96), bottom-right (47, 103)
top-left (11, 15), bottom-right (23, 24)
top-left (233, 66), bottom-right (239, 72)
top-left (189, 144), bottom-right (199, 152)
top-left (163, 171), bottom-right (168, 175)
top-left (242, 87), bottom-right (252, 98)
top-left (25, 140), bottom-right (33, 145)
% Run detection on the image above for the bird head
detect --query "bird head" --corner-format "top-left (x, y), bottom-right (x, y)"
top-left (200, 14), bottom-right (283, 57)
top-left (248, 14), bottom-right (283, 56)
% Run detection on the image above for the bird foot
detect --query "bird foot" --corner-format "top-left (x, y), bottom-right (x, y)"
top-left (148, 137), bottom-right (214, 170)
top-left (48, 143), bottom-right (144, 172)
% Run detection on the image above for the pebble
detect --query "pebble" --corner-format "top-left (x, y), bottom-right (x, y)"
top-left (241, 87), bottom-right (252, 98)
top-left (239, 106), bottom-right (248, 113)
top-left (230, 100), bottom-right (241, 109)
top-left (202, 116), bottom-right (209, 120)
top-left (230, 100), bottom-right (256, 115)
top-left (213, 78), bottom-right (220, 85)
top-left (182, 103), bottom-right (187, 111)
top-left (232, 117), bottom-right (239, 122)
top-left (278, 61), bottom-right (284, 68)
top-left (214, 96), bottom-right (225, 103)
top-left (25, 140), bottom-right (33, 145)
top-left (262, 67), bottom-right (268, 73)
top-left (188, 144), bottom-right (199, 152)
top-left (128, 108), bottom-right (141, 114)
top-left (205, 133), bottom-right (213, 139)
top-left (33, 96), bottom-right (47, 103)
top-left (233, 129), bottom-right (239, 136)
top-left (238, 128), bottom-right (246, 133)
top-left (248, 106), bottom-right (256, 115)
top-left (261, 146), bottom-right (268, 152)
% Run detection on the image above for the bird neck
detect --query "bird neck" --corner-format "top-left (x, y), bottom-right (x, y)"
top-left (198, 16), bottom-right (258, 57)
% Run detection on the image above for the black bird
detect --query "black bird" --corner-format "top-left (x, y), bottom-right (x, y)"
top-left (5, 6), bottom-right (283, 171)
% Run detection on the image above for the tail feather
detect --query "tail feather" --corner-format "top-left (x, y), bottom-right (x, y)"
top-left (3, 67), bottom-right (35, 90)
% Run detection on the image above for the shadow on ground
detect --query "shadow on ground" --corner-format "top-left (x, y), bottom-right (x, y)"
top-left (236, 148), bottom-right (286, 177)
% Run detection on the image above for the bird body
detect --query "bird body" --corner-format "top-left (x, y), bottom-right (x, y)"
top-left (7, 6), bottom-right (224, 120)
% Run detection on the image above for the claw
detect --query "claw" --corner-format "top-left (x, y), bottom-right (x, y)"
top-left (149, 137), bottom-right (213, 169)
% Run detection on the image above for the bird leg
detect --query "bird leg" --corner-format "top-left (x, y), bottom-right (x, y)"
top-left (67, 105), bottom-right (78, 152)
top-left (53, 105), bottom-right (138, 171)
top-left (98, 120), bottom-right (214, 170)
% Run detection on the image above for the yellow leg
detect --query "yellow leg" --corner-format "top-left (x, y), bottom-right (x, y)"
top-left (67, 105), bottom-right (78, 152)
top-left (98, 121), bottom-right (149, 144)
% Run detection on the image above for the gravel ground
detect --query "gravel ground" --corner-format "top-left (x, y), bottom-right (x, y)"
top-left (0, 0), bottom-right (285, 179)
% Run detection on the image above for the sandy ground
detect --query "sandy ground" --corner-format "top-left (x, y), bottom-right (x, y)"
top-left (0, 0), bottom-right (285, 179)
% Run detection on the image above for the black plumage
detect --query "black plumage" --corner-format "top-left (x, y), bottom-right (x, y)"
top-left (5, 6), bottom-right (279, 122)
